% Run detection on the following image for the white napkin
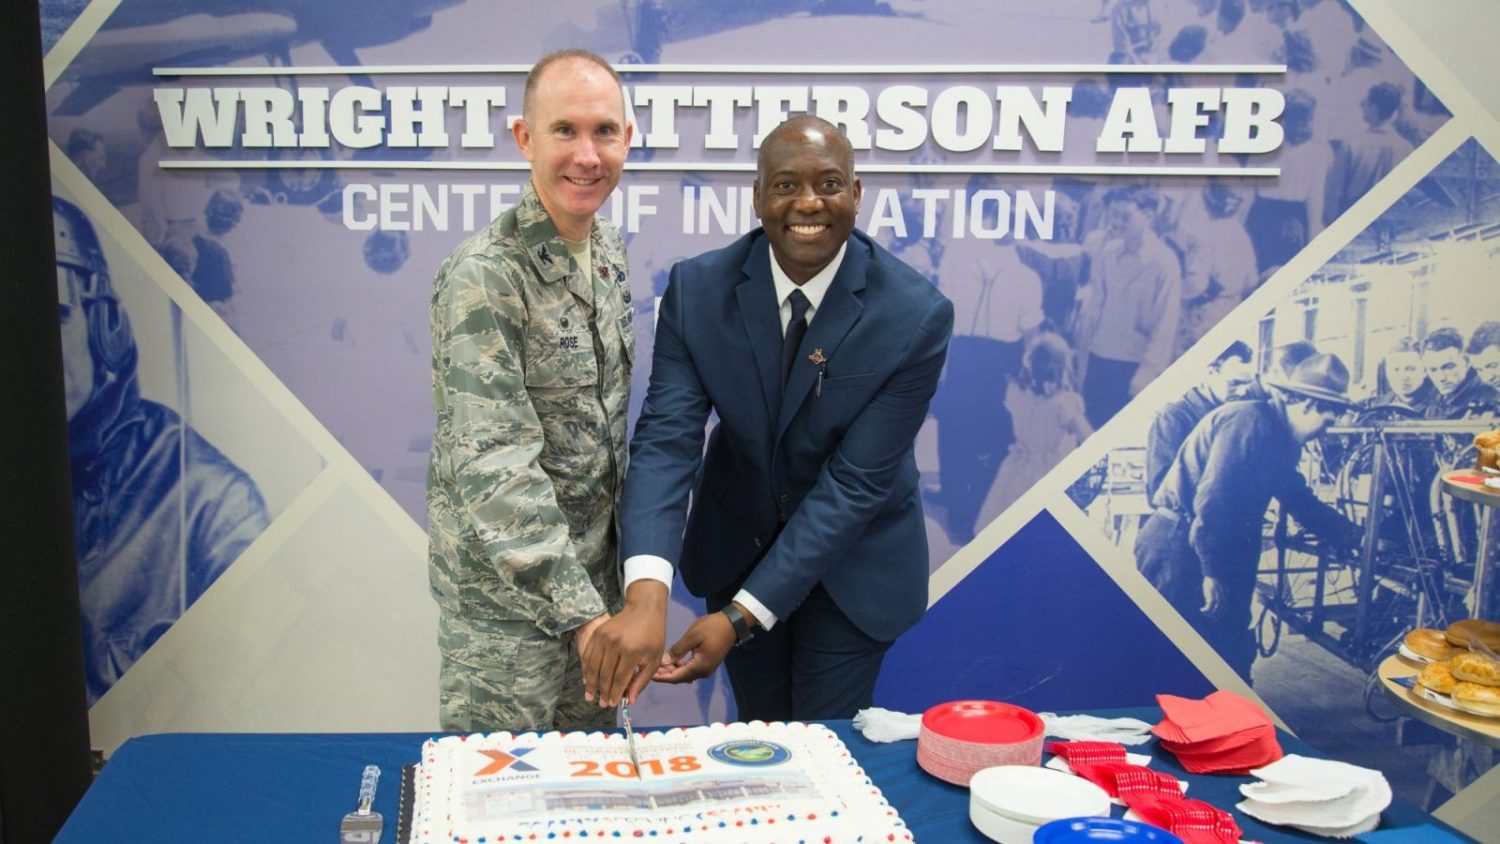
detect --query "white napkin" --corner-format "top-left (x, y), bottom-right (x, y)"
top-left (852, 707), bottom-right (922, 742)
top-left (1039, 712), bottom-right (1155, 745)
top-left (1239, 779), bottom-right (1352, 805)
top-left (1235, 755), bottom-right (1391, 838)
top-left (851, 709), bottom-right (1156, 745)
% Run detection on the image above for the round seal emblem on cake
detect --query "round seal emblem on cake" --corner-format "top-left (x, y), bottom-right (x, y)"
top-left (707, 739), bottom-right (792, 767)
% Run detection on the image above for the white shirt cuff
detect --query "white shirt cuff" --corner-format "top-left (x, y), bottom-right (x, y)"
top-left (622, 555), bottom-right (674, 598)
top-left (732, 589), bottom-right (778, 631)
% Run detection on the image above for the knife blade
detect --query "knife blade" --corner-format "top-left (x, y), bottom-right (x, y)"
top-left (621, 700), bottom-right (644, 780)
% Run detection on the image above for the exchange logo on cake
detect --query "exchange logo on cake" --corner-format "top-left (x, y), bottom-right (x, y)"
top-left (707, 740), bottom-right (792, 767)
top-left (474, 747), bottom-right (539, 776)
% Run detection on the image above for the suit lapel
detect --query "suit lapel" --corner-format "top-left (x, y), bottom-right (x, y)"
top-left (738, 241), bottom-right (783, 424)
top-left (775, 237), bottom-right (867, 439)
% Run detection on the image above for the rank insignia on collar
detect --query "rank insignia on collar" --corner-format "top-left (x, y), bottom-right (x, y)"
top-left (808, 348), bottom-right (827, 365)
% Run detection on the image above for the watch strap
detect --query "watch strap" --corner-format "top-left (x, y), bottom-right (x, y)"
top-left (720, 603), bottom-right (755, 645)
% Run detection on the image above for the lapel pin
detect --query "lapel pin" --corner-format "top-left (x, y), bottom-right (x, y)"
top-left (808, 348), bottom-right (827, 365)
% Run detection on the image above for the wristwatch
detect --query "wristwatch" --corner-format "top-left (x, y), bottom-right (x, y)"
top-left (720, 603), bottom-right (756, 646)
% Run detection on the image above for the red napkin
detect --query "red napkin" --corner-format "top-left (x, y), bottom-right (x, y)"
top-left (1155, 690), bottom-right (1270, 742)
top-left (1154, 690), bottom-right (1282, 773)
top-left (1157, 726), bottom-right (1266, 755)
top-left (1161, 730), bottom-right (1283, 774)
top-left (1128, 794), bottom-right (1243, 844)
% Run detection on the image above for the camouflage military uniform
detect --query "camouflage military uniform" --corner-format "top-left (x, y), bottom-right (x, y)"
top-left (427, 182), bottom-right (633, 731)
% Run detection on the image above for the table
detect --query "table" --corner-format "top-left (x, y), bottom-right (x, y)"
top-left (1378, 653), bottom-right (1500, 749)
top-left (56, 710), bottom-right (1470, 843)
top-left (1439, 470), bottom-right (1500, 618)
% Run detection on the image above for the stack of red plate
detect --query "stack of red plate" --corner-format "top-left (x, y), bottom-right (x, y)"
top-left (917, 700), bottom-right (1045, 786)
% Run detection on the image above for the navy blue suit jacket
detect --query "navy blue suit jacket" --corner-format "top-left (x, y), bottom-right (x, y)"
top-left (621, 228), bottom-right (954, 642)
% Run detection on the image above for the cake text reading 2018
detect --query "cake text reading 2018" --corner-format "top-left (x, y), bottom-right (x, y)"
top-left (565, 756), bottom-right (706, 779)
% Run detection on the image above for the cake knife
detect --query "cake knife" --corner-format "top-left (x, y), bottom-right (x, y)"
top-left (338, 765), bottom-right (382, 843)
top-left (621, 700), bottom-right (644, 780)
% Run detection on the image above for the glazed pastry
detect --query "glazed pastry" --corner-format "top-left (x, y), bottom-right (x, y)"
top-left (1416, 660), bottom-right (1458, 695)
top-left (1451, 682), bottom-right (1500, 716)
top-left (1449, 652), bottom-right (1500, 687)
top-left (1475, 430), bottom-right (1499, 471)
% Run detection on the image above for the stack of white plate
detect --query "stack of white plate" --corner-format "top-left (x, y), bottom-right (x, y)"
top-left (968, 766), bottom-right (1112, 844)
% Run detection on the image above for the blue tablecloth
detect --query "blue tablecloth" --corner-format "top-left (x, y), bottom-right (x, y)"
top-left (56, 709), bottom-right (1472, 843)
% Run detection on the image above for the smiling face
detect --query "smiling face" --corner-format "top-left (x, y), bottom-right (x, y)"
top-left (753, 119), bottom-right (862, 284)
top-left (513, 57), bottom-right (632, 240)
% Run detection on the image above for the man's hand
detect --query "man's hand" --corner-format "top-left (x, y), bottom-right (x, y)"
top-left (573, 612), bottom-right (610, 676)
top-left (581, 581), bottom-right (669, 707)
top-left (1201, 576), bottom-right (1227, 618)
top-left (654, 609), bottom-right (740, 684)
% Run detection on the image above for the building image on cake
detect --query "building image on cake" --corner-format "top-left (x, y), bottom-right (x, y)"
top-left (466, 773), bottom-right (822, 821)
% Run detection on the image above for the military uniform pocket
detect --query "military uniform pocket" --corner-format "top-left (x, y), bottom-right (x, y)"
top-left (617, 309), bottom-right (636, 366)
top-left (524, 329), bottom-right (599, 388)
top-left (438, 623), bottom-right (571, 732)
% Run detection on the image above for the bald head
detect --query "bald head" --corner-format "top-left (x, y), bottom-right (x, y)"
top-left (522, 49), bottom-right (626, 124)
top-left (757, 115), bottom-right (855, 183)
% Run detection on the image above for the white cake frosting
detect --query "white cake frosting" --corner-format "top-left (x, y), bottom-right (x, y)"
top-left (410, 721), bottom-right (911, 843)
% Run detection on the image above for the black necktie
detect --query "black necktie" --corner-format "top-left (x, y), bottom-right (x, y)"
top-left (782, 289), bottom-right (810, 386)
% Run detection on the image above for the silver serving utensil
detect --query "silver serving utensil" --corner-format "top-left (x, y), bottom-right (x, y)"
top-left (339, 765), bottom-right (382, 843)
top-left (621, 700), bottom-right (644, 780)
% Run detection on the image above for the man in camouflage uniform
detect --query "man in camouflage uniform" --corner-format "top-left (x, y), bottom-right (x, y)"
top-left (427, 49), bottom-right (634, 731)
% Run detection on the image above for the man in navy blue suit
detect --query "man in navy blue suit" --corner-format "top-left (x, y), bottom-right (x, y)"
top-left (581, 115), bottom-right (954, 720)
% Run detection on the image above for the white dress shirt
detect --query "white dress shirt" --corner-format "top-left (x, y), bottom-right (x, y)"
top-left (622, 242), bottom-right (848, 630)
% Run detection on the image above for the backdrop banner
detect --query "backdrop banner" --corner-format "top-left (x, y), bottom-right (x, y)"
top-left (38, 0), bottom-right (1496, 819)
